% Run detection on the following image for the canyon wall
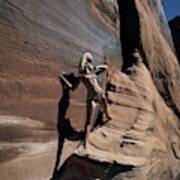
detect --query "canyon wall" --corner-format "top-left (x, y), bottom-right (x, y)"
top-left (0, 0), bottom-right (121, 127)
top-left (0, 0), bottom-right (179, 180)
top-left (58, 0), bottom-right (180, 179)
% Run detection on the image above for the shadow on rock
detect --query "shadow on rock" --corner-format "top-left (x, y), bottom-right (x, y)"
top-left (53, 154), bottom-right (134, 180)
top-left (51, 73), bottom-right (84, 179)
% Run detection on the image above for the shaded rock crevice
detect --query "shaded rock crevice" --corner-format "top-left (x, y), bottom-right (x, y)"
top-left (0, 0), bottom-right (121, 126)
top-left (117, 0), bottom-right (147, 71)
top-left (55, 154), bottom-right (135, 180)
top-left (169, 16), bottom-right (180, 62)
top-left (132, 0), bottom-right (180, 118)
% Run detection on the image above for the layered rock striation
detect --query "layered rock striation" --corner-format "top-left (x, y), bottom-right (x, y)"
top-left (0, 0), bottom-right (179, 180)
top-left (0, 0), bottom-right (121, 127)
top-left (58, 57), bottom-right (180, 180)
top-left (57, 0), bottom-right (180, 179)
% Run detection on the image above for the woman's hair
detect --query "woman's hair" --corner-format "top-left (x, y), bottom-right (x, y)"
top-left (79, 52), bottom-right (93, 73)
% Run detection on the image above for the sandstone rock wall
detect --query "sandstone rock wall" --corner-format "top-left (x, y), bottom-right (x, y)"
top-left (134, 0), bottom-right (180, 117)
top-left (59, 61), bottom-right (180, 180)
top-left (116, 0), bottom-right (180, 119)
top-left (0, 0), bottom-right (121, 127)
top-left (57, 0), bottom-right (180, 179)
top-left (0, 0), bottom-right (180, 179)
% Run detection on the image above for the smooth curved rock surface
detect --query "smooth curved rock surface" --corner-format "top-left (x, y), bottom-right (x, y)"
top-left (0, 0), bottom-right (121, 127)
top-left (59, 61), bottom-right (180, 180)
top-left (0, 0), bottom-right (180, 180)
top-left (134, 0), bottom-right (180, 117)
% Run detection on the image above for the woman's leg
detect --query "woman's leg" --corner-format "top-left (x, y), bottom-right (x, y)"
top-left (84, 100), bottom-right (97, 148)
top-left (99, 95), bottom-right (111, 120)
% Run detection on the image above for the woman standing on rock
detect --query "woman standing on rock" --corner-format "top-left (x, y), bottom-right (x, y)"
top-left (78, 52), bottom-right (111, 148)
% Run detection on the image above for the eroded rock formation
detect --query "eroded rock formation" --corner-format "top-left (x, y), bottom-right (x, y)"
top-left (56, 0), bottom-right (180, 179)
top-left (0, 0), bottom-right (179, 180)
top-left (58, 59), bottom-right (180, 179)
